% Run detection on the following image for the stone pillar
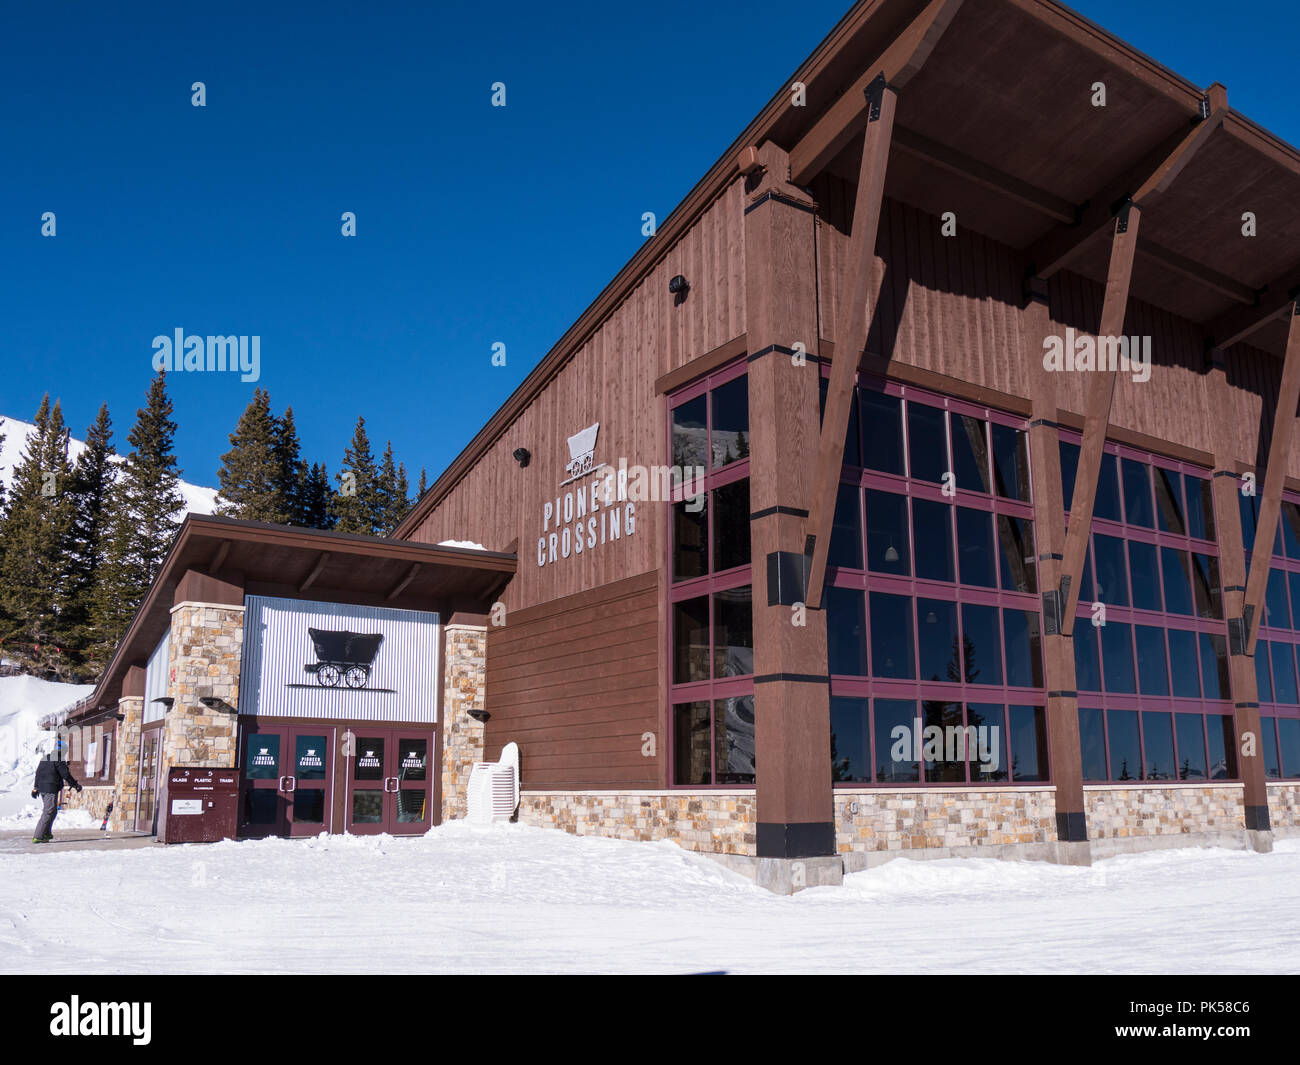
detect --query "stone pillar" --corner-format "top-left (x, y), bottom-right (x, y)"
top-left (743, 143), bottom-right (838, 884)
top-left (1022, 277), bottom-right (1090, 865)
top-left (440, 623), bottom-right (487, 820)
top-left (1206, 348), bottom-right (1273, 853)
top-left (109, 695), bottom-right (144, 832)
top-left (163, 602), bottom-right (243, 771)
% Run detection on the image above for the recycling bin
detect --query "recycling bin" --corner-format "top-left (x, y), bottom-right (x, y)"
top-left (159, 766), bottom-right (240, 843)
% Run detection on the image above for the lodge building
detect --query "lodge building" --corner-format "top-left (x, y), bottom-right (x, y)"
top-left (63, 0), bottom-right (1300, 891)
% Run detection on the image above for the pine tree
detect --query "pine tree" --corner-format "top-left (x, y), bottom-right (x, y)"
top-left (416, 467), bottom-right (428, 498)
top-left (0, 396), bottom-right (75, 678)
top-left (216, 388), bottom-right (289, 523)
top-left (299, 462), bottom-right (335, 530)
top-left (375, 442), bottom-right (410, 536)
top-left (60, 404), bottom-right (117, 675)
top-left (275, 406), bottom-right (307, 525)
top-left (333, 417), bottom-right (382, 535)
top-left (93, 373), bottom-right (185, 650)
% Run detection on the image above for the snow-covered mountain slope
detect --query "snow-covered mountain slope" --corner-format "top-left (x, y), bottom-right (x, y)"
top-left (0, 414), bottom-right (217, 517)
top-left (0, 675), bottom-right (95, 826)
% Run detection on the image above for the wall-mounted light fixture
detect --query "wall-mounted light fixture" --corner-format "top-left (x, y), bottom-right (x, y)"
top-left (468, 708), bottom-right (491, 723)
top-left (669, 274), bottom-right (690, 307)
top-left (151, 696), bottom-right (174, 712)
top-left (199, 694), bottom-right (237, 715)
top-left (512, 448), bottom-right (531, 468)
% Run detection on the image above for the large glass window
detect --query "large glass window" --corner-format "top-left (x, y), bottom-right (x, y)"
top-left (828, 379), bottom-right (1047, 787)
top-left (1247, 487), bottom-right (1300, 777)
top-left (1061, 435), bottom-right (1234, 784)
top-left (668, 363), bottom-right (754, 787)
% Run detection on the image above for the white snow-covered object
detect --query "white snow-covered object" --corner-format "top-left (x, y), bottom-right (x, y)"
top-left (466, 741), bottom-right (519, 824)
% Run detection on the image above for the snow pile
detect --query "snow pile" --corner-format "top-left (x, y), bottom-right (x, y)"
top-left (0, 821), bottom-right (1297, 973)
top-left (0, 415), bottom-right (218, 518)
top-left (0, 675), bottom-right (96, 827)
top-left (437, 539), bottom-right (488, 551)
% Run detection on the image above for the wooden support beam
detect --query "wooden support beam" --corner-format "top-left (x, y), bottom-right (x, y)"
top-left (1057, 205), bottom-right (1142, 634)
top-left (788, 0), bottom-right (964, 186)
top-left (207, 539), bottom-right (231, 575)
top-left (1025, 89), bottom-right (1226, 278)
top-left (1135, 240), bottom-right (1256, 306)
top-left (1242, 304), bottom-right (1300, 654)
top-left (386, 562), bottom-right (422, 602)
top-left (892, 125), bottom-right (1076, 223)
top-left (1208, 259), bottom-right (1300, 349)
top-left (298, 551), bottom-right (330, 593)
top-left (804, 78), bottom-right (898, 608)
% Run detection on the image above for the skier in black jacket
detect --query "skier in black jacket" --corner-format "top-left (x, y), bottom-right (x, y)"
top-left (31, 757), bottom-right (81, 843)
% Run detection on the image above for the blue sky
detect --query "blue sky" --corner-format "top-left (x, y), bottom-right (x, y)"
top-left (2, 0), bottom-right (1297, 490)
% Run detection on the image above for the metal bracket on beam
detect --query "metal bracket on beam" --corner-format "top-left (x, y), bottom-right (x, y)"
top-left (1114, 198), bottom-right (1135, 233)
top-left (863, 73), bottom-right (891, 122)
top-left (1042, 586), bottom-right (1065, 636)
top-left (1228, 615), bottom-right (1249, 656)
top-left (768, 551), bottom-right (813, 608)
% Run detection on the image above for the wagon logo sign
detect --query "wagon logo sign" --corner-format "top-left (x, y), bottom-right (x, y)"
top-left (561, 421), bottom-right (606, 485)
top-left (298, 628), bottom-right (391, 692)
top-left (284, 627), bottom-right (399, 694)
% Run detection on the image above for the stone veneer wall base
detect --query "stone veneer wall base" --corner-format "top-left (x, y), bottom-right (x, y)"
top-left (706, 853), bottom-right (844, 894)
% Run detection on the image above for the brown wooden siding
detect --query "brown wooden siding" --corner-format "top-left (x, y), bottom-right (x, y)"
top-left (483, 571), bottom-right (660, 788)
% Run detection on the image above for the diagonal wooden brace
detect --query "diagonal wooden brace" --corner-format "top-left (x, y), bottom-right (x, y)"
top-left (803, 77), bottom-right (897, 608)
top-left (1056, 203), bottom-right (1142, 635)
top-left (1240, 303), bottom-right (1300, 655)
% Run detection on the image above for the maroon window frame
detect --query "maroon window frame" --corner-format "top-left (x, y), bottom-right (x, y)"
top-left (1059, 429), bottom-right (1241, 783)
top-left (666, 357), bottom-right (754, 789)
top-left (827, 373), bottom-right (1050, 787)
top-left (1247, 489), bottom-right (1300, 779)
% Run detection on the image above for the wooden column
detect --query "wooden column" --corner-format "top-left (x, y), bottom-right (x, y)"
top-left (743, 144), bottom-right (834, 859)
top-left (1204, 348), bottom-right (1272, 844)
top-left (1058, 204), bottom-right (1142, 632)
top-left (1022, 278), bottom-right (1089, 857)
top-left (805, 77), bottom-right (897, 607)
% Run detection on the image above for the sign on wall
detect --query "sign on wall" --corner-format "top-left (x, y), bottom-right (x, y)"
top-left (537, 421), bottom-right (640, 568)
top-left (240, 596), bottom-right (440, 722)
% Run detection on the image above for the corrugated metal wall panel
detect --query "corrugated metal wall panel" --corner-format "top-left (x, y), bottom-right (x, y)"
top-left (143, 630), bottom-right (169, 723)
top-left (241, 596), bottom-right (440, 723)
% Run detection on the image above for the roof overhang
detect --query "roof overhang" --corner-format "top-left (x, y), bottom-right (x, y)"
top-left (396, 0), bottom-right (1300, 539)
top-left (68, 514), bottom-right (516, 723)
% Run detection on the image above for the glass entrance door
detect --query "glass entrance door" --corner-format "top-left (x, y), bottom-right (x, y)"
top-left (286, 731), bottom-right (333, 836)
top-left (239, 728), bottom-right (286, 837)
top-left (345, 729), bottom-right (433, 835)
top-left (238, 725), bottom-right (336, 837)
top-left (136, 729), bottom-right (162, 832)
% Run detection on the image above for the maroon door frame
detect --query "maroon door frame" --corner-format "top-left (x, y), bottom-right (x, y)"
top-left (343, 727), bottom-right (435, 835)
top-left (237, 723), bottom-right (337, 837)
top-left (136, 724), bottom-right (164, 832)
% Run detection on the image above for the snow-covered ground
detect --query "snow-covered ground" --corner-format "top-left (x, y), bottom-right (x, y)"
top-left (0, 414), bottom-right (218, 517)
top-left (0, 675), bottom-right (96, 828)
top-left (0, 822), bottom-right (1297, 974)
